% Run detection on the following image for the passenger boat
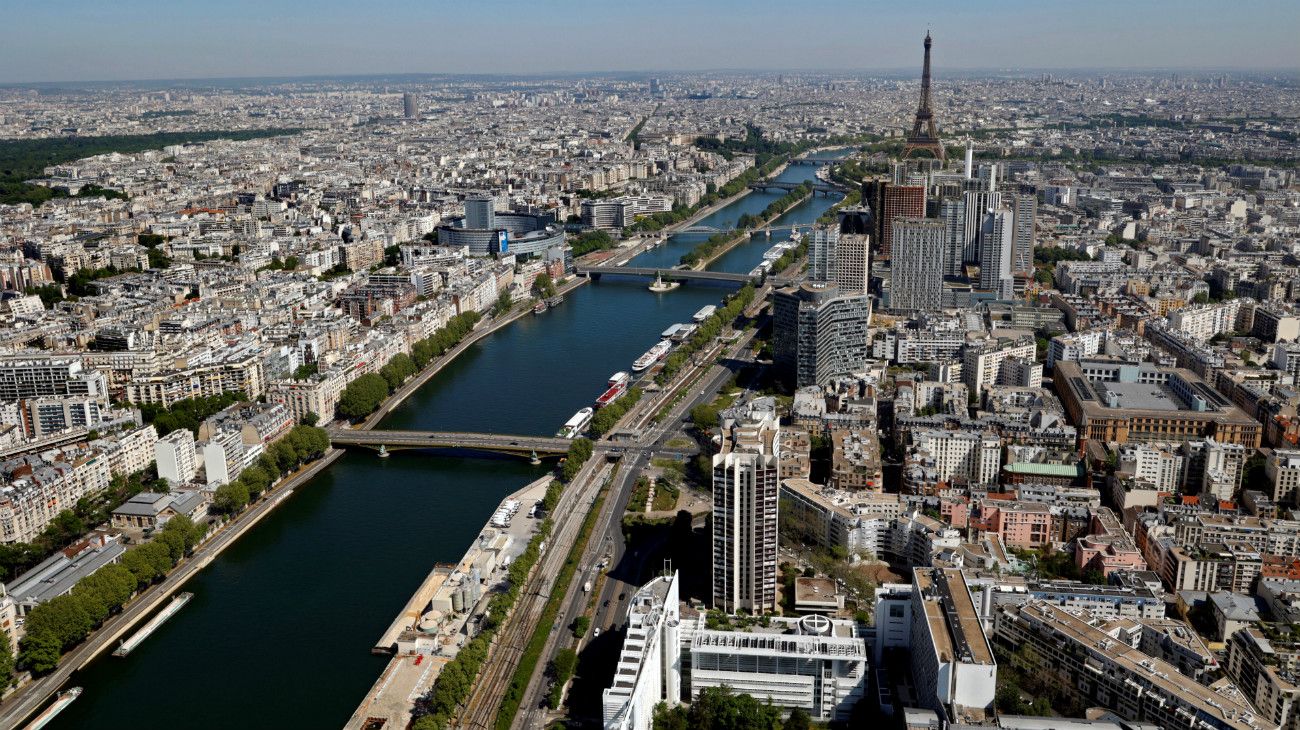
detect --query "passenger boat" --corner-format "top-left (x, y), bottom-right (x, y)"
top-left (595, 372), bottom-right (630, 408)
top-left (631, 340), bottom-right (673, 372)
top-left (556, 407), bottom-right (594, 439)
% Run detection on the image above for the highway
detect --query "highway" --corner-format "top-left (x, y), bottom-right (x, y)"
top-left (512, 314), bottom-right (766, 729)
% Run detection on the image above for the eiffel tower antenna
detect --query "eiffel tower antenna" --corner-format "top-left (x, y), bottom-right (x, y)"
top-left (902, 30), bottom-right (947, 162)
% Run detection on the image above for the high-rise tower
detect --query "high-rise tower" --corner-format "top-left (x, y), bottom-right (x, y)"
top-left (712, 399), bottom-right (781, 614)
top-left (902, 32), bottom-right (946, 162)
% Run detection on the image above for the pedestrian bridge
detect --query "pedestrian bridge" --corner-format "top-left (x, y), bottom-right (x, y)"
top-left (574, 265), bottom-right (755, 285)
top-left (327, 428), bottom-right (572, 458)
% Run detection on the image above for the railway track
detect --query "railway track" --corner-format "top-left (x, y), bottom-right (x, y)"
top-left (456, 460), bottom-right (611, 729)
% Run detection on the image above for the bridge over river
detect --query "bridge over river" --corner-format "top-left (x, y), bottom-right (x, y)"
top-left (327, 428), bottom-right (573, 458)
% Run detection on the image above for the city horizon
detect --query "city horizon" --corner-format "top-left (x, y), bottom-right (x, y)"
top-left (4, 0), bottom-right (1298, 85)
top-left (4, 64), bottom-right (1300, 89)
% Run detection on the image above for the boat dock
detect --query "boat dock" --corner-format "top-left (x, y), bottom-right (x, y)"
top-left (345, 475), bottom-right (555, 729)
top-left (112, 592), bottom-right (193, 657)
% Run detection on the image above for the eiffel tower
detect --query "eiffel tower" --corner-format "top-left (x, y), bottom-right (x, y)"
top-left (902, 31), bottom-right (946, 162)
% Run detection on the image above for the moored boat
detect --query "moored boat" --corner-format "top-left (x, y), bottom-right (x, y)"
top-left (632, 340), bottom-right (673, 372)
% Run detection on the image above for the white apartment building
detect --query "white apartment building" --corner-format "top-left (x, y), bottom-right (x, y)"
top-left (911, 429), bottom-right (1001, 486)
top-left (602, 572), bottom-right (682, 730)
top-left (0, 355), bottom-right (107, 401)
top-left (1267, 449), bottom-right (1300, 507)
top-left (99, 425), bottom-right (158, 478)
top-left (910, 568), bottom-right (998, 723)
top-left (712, 399), bottom-right (780, 614)
top-left (962, 339), bottom-right (1037, 393)
top-left (23, 396), bottom-right (103, 438)
top-left (155, 429), bottom-right (198, 485)
top-left (201, 429), bottom-right (262, 487)
top-left (1168, 299), bottom-right (1249, 343)
top-left (1120, 443), bottom-right (1185, 491)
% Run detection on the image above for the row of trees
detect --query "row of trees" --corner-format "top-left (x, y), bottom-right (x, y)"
top-left (590, 388), bottom-right (643, 436)
top-left (545, 647), bottom-right (577, 707)
top-left (413, 517), bottom-right (555, 730)
top-left (624, 153), bottom-right (785, 236)
top-left (568, 229), bottom-right (616, 257)
top-left (652, 686), bottom-right (811, 730)
top-left (656, 285), bottom-right (756, 385)
top-left (560, 438), bottom-right (595, 482)
top-left (336, 312), bottom-right (481, 420)
top-left (18, 515), bottom-right (209, 674)
top-left (211, 425), bottom-right (331, 514)
top-left (0, 465), bottom-right (170, 583)
top-left (412, 434), bottom-right (599, 728)
top-left (138, 391), bottom-right (246, 437)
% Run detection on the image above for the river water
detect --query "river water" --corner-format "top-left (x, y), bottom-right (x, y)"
top-left (46, 150), bottom-right (847, 729)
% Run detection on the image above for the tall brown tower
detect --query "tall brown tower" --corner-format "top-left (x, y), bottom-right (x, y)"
top-left (902, 32), bottom-right (946, 162)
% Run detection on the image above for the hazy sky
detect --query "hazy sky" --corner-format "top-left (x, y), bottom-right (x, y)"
top-left (5, 0), bottom-right (1299, 83)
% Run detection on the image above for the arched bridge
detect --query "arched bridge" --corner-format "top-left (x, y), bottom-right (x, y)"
top-left (747, 181), bottom-right (839, 195)
top-left (786, 157), bottom-right (833, 166)
top-left (328, 428), bottom-right (572, 457)
top-left (574, 265), bottom-right (754, 285)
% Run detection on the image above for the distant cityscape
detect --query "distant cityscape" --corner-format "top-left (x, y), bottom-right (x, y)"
top-left (0, 17), bottom-right (1297, 730)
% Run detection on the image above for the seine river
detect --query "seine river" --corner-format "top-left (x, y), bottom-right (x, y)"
top-left (46, 150), bottom-right (848, 729)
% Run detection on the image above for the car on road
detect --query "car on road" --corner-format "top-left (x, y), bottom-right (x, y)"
top-left (593, 627), bottom-right (601, 638)
top-left (603, 600), bottom-right (610, 607)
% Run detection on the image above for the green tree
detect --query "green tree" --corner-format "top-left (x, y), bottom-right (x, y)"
top-left (531, 272), bottom-right (557, 299)
top-left (337, 373), bottom-right (390, 420)
top-left (18, 632), bottom-right (61, 674)
top-left (0, 629), bottom-right (14, 687)
top-left (213, 480), bottom-right (251, 515)
top-left (491, 290), bottom-right (514, 317)
top-left (783, 708), bottom-right (812, 730)
top-left (24, 594), bottom-right (93, 648)
top-left (571, 616), bottom-right (591, 638)
top-left (241, 465), bottom-right (273, 497)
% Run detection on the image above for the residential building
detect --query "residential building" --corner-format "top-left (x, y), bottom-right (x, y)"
top-left (712, 398), bottom-right (780, 614)
top-left (890, 218), bottom-right (946, 313)
top-left (772, 282), bottom-right (871, 388)
top-left (910, 568), bottom-right (998, 723)
top-left (602, 572), bottom-right (682, 730)
top-left (994, 602), bottom-right (1274, 730)
top-left (155, 428), bottom-right (198, 485)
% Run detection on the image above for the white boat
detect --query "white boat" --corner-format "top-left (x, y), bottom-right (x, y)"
top-left (692, 305), bottom-right (716, 322)
top-left (632, 340), bottom-right (673, 372)
top-left (557, 407), bottom-right (594, 439)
